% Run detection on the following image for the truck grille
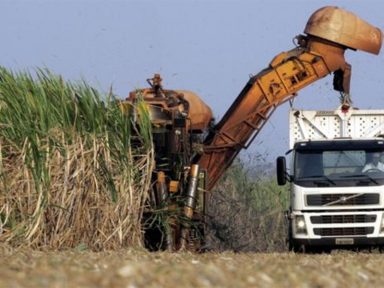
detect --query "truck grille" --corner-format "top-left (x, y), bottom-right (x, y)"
top-left (310, 215), bottom-right (377, 224)
top-left (313, 227), bottom-right (374, 236)
top-left (306, 193), bottom-right (379, 206)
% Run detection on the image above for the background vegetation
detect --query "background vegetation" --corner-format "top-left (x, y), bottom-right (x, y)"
top-left (206, 157), bottom-right (289, 252)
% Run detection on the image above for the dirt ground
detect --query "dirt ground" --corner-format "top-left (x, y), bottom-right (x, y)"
top-left (1, 246), bottom-right (384, 288)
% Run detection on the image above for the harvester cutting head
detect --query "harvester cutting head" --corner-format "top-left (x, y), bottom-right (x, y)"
top-left (305, 6), bottom-right (382, 55)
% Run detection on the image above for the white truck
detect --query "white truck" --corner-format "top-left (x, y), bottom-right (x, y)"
top-left (277, 106), bottom-right (384, 252)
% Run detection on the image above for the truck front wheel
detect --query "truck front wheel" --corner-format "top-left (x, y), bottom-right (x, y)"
top-left (288, 236), bottom-right (306, 253)
top-left (288, 221), bottom-right (306, 253)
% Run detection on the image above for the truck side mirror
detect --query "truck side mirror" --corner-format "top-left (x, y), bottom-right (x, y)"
top-left (276, 156), bottom-right (287, 185)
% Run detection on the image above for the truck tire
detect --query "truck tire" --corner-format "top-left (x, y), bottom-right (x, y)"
top-left (288, 236), bottom-right (306, 253)
top-left (288, 221), bottom-right (306, 253)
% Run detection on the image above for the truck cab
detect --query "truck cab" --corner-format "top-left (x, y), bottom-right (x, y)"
top-left (278, 107), bottom-right (384, 251)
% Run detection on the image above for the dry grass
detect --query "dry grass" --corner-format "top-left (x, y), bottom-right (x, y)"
top-left (0, 137), bottom-right (153, 250)
top-left (0, 245), bottom-right (383, 288)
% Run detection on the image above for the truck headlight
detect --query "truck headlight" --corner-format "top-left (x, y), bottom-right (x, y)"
top-left (295, 215), bottom-right (307, 235)
top-left (380, 214), bottom-right (384, 233)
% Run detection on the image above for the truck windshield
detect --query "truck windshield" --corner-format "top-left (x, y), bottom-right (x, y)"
top-left (294, 148), bottom-right (384, 187)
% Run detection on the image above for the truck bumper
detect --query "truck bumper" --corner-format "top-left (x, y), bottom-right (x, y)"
top-left (294, 237), bottom-right (384, 247)
top-left (290, 210), bottom-right (384, 248)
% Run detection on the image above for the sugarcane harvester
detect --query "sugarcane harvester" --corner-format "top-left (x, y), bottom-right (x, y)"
top-left (123, 7), bottom-right (382, 251)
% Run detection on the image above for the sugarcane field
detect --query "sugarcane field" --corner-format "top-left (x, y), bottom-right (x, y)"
top-left (1, 1), bottom-right (384, 287)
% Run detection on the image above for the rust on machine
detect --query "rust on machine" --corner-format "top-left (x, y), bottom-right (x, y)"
top-left (305, 6), bottom-right (382, 55)
top-left (125, 74), bottom-right (213, 131)
top-left (177, 90), bottom-right (213, 131)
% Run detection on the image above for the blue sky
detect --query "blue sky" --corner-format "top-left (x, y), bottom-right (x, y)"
top-left (1, 0), bottom-right (383, 163)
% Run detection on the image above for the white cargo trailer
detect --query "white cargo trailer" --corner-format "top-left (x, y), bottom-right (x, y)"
top-left (277, 106), bottom-right (384, 251)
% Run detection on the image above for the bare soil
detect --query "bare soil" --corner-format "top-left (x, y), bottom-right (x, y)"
top-left (1, 246), bottom-right (383, 288)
